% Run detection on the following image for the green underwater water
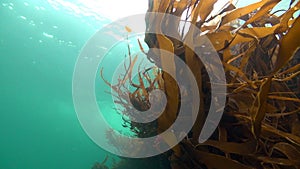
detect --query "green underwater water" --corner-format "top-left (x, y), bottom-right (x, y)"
top-left (0, 1), bottom-right (133, 168)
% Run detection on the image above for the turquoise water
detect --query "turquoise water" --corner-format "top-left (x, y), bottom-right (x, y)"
top-left (0, 1), bottom-right (122, 168)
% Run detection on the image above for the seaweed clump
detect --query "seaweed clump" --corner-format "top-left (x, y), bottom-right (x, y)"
top-left (95, 0), bottom-right (300, 169)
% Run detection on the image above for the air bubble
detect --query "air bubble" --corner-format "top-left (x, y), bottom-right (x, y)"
top-left (43, 32), bottom-right (54, 39)
top-left (20, 16), bottom-right (27, 20)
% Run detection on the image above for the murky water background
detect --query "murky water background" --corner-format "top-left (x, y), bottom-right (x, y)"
top-left (0, 1), bottom-right (119, 168)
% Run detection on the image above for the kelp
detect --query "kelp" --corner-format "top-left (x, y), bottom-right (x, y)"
top-left (92, 156), bottom-right (109, 169)
top-left (97, 0), bottom-right (300, 169)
